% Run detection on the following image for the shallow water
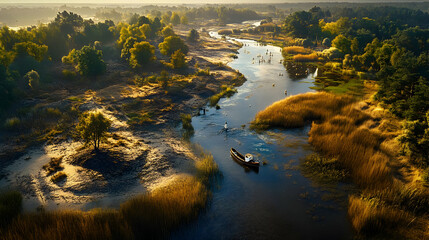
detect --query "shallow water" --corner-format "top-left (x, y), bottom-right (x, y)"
top-left (172, 34), bottom-right (354, 239)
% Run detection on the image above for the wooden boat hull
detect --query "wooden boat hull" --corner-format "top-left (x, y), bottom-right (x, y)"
top-left (230, 148), bottom-right (260, 168)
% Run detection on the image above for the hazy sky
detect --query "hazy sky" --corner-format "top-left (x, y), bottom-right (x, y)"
top-left (0, 0), bottom-right (413, 4)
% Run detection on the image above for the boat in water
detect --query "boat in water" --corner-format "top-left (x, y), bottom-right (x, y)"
top-left (230, 148), bottom-right (260, 168)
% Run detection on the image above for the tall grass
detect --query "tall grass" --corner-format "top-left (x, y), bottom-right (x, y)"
top-left (251, 92), bottom-right (354, 129)
top-left (209, 85), bottom-right (237, 107)
top-left (293, 53), bottom-right (320, 62)
top-left (282, 46), bottom-right (312, 55)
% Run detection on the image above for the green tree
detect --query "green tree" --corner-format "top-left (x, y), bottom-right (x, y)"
top-left (161, 26), bottom-right (175, 38)
top-left (351, 38), bottom-right (359, 55)
top-left (181, 15), bottom-right (189, 25)
top-left (158, 70), bottom-right (170, 89)
top-left (129, 41), bottom-right (156, 68)
top-left (187, 29), bottom-right (199, 42)
top-left (63, 45), bottom-right (106, 77)
top-left (24, 70), bottom-right (40, 89)
top-left (77, 111), bottom-right (111, 151)
top-left (332, 34), bottom-right (351, 54)
top-left (170, 13), bottom-right (181, 26)
top-left (158, 36), bottom-right (188, 56)
top-left (120, 37), bottom-right (138, 61)
top-left (170, 49), bottom-right (186, 69)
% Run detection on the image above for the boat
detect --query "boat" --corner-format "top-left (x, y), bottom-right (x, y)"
top-left (230, 148), bottom-right (260, 168)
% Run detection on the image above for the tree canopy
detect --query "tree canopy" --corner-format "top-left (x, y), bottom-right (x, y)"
top-left (77, 111), bottom-right (111, 151)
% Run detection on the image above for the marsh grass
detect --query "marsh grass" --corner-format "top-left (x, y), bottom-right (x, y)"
top-left (301, 154), bottom-right (348, 183)
top-left (293, 53), bottom-right (319, 62)
top-left (251, 92), bottom-right (354, 129)
top-left (0, 191), bottom-right (22, 226)
top-left (283, 46), bottom-right (312, 55)
top-left (209, 85), bottom-right (237, 107)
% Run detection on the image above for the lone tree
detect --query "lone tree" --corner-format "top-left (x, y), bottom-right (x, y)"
top-left (170, 49), bottom-right (186, 69)
top-left (77, 111), bottom-right (111, 151)
top-left (187, 29), bottom-right (199, 43)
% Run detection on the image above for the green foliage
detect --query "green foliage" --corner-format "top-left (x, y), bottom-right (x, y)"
top-left (158, 70), bottom-right (170, 89)
top-left (63, 45), bottom-right (106, 77)
top-left (161, 26), bottom-right (175, 38)
top-left (13, 42), bottom-right (48, 62)
top-left (187, 29), bottom-right (199, 43)
top-left (170, 50), bottom-right (186, 69)
top-left (128, 41), bottom-right (156, 69)
top-left (158, 35), bottom-right (188, 56)
top-left (301, 154), bottom-right (348, 183)
top-left (24, 70), bottom-right (39, 89)
top-left (77, 111), bottom-right (111, 150)
top-left (181, 113), bottom-right (194, 137)
top-left (332, 34), bottom-right (352, 54)
top-left (180, 15), bottom-right (189, 25)
top-left (209, 85), bottom-right (237, 106)
top-left (170, 12), bottom-right (181, 26)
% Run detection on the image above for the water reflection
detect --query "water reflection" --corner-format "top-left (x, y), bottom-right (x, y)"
top-left (284, 62), bottom-right (318, 80)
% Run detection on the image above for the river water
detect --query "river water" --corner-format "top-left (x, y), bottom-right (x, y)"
top-left (172, 33), bottom-right (354, 239)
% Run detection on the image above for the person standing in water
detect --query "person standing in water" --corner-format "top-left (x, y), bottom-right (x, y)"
top-left (224, 121), bottom-right (228, 131)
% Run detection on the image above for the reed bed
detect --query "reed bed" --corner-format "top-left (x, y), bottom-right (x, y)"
top-left (282, 46), bottom-right (312, 55)
top-left (293, 53), bottom-right (320, 62)
top-left (251, 92), bottom-right (354, 129)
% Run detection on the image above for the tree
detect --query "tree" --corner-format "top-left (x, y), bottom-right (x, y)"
top-left (332, 34), bottom-right (351, 54)
top-left (161, 26), bottom-right (175, 38)
top-left (128, 41), bottom-right (156, 68)
top-left (187, 29), bottom-right (199, 42)
top-left (120, 37), bottom-right (138, 61)
top-left (77, 111), bottom-right (111, 151)
top-left (158, 35), bottom-right (188, 56)
top-left (170, 13), bottom-right (181, 26)
top-left (351, 38), bottom-right (359, 55)
top-left (63, 45), bottom-right (106, 77)
top-left (24, 70), bottom-right (40, 89)
top-left (181, 15), bottom-right (189, 25)
top-left (170, 49), bottom-right (186, 69)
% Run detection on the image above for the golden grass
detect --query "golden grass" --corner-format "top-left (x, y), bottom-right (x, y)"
top-left (283, 46), bottom-right (312, 55)
top-left (251, 92), bottom-right (354, 129)
top-left (1, 144), bottom-right (220, 239)
top-left (293, 53), bottom-right (320, 62)
top-left (1, 176), bottom-right (208, 240)
top-left (348, 195), bottom-right (413, 237)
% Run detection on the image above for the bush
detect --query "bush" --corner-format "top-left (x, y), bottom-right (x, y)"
top-left (51, 171), bottom-right (67, 183)
top-left (4, 117), bottom-right (21, 129)
top-left (218, 29), bottom-right (233, 35)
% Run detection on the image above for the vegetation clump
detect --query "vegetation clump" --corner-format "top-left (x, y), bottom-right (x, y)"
top-left (77, 111), bottom-right (111, 151)
top-left (51, 171), bottom-right (67, 183)
top-left (209, 85), bottom-right (237, 107)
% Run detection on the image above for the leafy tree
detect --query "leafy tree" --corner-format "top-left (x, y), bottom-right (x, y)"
top-left (129, 41), bottom-right (156, 68)
top-left (187, 29), bottom-right (199, 42)
top-left (77, 111), bottom-right (111, 151)
top-left (170, 13), bottom-right (181, 26)
top-left (351, 38), bottom-right (359, 55)
top-left (158, 36), bottom-right (188, 56)
top-left (63, 45), bottom-right (106, 77)
top-left (332, 34), bottom-right (351, 54)
top-left (158, 70), bottom-right (170, 89)
top-left (13, 42), bottom-right (48, 62)
top-left (161, 26), bottom-right (175, 38)
top-left (120, 37), bottom-right (138, 61)
top-left (170, 50), bottom-right (186, 69)
top-left (24, 70), bottom-right (40, 89)
top-left (181, 15), bottom-right (189, 25)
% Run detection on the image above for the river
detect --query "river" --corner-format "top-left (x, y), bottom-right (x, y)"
top-left (172, 33), bottom-right (354, 239)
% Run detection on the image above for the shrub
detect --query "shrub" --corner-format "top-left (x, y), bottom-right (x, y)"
top-left (43, 156), bottom-right (63, 175)
top-left (51, 171), bottom-right (67, 183)
top-left (77, 111), bottom-right (111, 150)
top-left (218, 29), bottom-right (233, 35)
top-left (4, 117), bottom-right (21, 129)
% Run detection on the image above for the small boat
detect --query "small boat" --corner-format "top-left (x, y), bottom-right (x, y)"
top-left (230, 148), bottom-right (260, 168)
